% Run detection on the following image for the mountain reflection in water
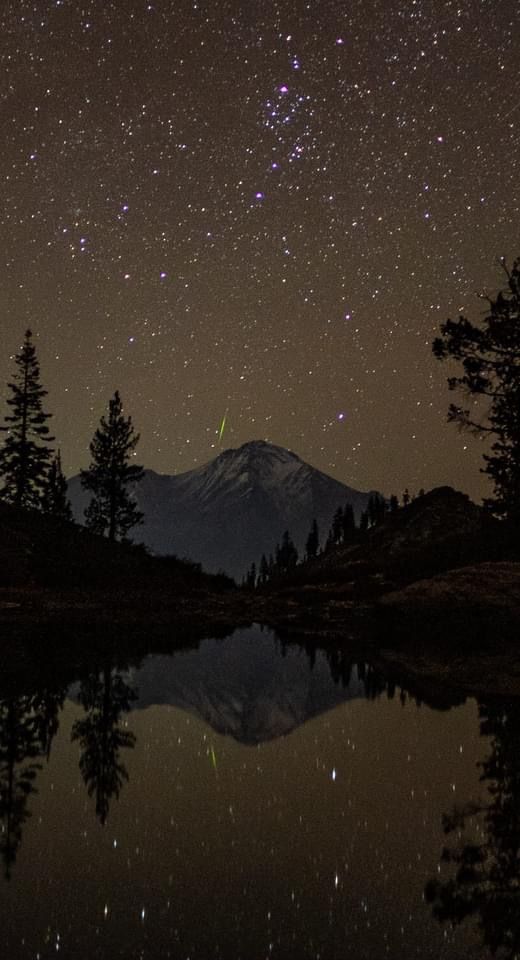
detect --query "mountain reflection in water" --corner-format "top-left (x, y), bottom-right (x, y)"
top-left (0, 624), bottom-right (513, 959)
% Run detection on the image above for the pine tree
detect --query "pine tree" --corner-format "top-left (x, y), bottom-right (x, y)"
top-left (81, 391), bottom-right (144, 541)
top-left (277, 530), bottom-right (298, 574)
top-left (324, 528), bottom-right (335, 553)
top-left (0, 330), bottom-right (54, 509)
top-left (389, 494), bottom-right (399, 513)
top-left (331, 506), bottom-right (344, 544)
top-left (341, 503), bottom-right (356, 542)
top-left (259, 553), bottom-right (269, 585)
top-left (368, 493), bottom-right (387, 526)
top-left (42, 451), bottom-right (73, 521)
top-left (433, 257), bottom-right (520, 519)
top-left (305, 518), bottom-right (319, 560)
top-left (274, 541), bottom-right (281, 574)
top-left (246, 562), bottom-right (257, 590)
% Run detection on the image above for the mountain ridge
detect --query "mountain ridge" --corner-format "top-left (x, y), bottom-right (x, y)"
top-left (68, 440), bottom-right (375, 578)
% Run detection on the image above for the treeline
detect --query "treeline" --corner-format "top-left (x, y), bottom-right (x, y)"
top-left (244, 489), bottom-right (418, 589)
top-left (0, 330), bottom-right (143, 541)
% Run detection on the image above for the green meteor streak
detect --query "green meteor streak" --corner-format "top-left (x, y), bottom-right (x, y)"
top-left (218, 413), bottom-right (227, 443)
top-left (210, 746), bottom-right (217, 770)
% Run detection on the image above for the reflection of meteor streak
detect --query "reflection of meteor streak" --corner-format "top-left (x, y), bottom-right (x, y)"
top-left (210, 746), bottom-right (217, 770)
top-left (218, 412), bottom-right (227, 443)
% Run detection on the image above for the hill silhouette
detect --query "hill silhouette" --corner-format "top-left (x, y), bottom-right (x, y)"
top-left (0, 502), bottom-right (243, 627)
top-left (254, 486), bottom-right (520, 638)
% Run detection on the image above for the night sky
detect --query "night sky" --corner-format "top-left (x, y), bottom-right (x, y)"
top-left (1, 0), bottom-right (518, 502)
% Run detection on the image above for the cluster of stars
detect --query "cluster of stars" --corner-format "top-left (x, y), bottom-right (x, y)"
top-left (0, 0), bottom-right (517, 500)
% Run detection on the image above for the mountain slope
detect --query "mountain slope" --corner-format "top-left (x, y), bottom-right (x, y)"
top-left (119, 628), bottom-right (367, 744)
top-left (68, 440), bottom-right (373, 578)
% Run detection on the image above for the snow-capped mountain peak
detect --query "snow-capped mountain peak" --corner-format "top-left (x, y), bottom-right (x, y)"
top-left (68, 440), bottom-right (373, 579)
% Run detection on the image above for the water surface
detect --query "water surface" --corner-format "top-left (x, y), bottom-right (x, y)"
top-left (0, 625), bottom-right (512, 959)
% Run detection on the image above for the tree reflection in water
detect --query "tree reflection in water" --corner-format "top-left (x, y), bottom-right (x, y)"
top-left (426, 701), bottom-right (520, 959)
top-left (0, 687), bottom-right (65, 879)
top-left (72, 661), bottom-right (137, 825)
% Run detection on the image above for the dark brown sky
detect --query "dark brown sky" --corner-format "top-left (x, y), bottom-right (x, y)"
top-left (1, 0), bottom-right (518, 500)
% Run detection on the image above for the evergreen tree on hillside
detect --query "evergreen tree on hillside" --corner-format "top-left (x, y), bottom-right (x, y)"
top-left (42, 451), bottom-right (73, 521)
top-left (434, 257), bottom-right (520, 519)
top-left (331, 506), bottom-right (344, 545)
top-left (276, 530), bottom-right (298, 575)
top-left (305, 518), bottom-right (319, 560)
top-left (81, 391), bottom-right (144, 541)
top-left (259, 553), bottom-right (269, 585)
top-left (0, 330), bottom-right (54, 509)
top-left (367, 493), bottom-right (387, 527)
top-left (341, 503), bottom-right (356, 541)
top-left (245, 562), bottom-right (257, 590)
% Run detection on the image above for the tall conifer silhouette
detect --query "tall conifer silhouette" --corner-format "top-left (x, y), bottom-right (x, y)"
top-left (42, 451), bottom-right (73, 521)
top-left (81, 391), bottom-right (144, 541)
top-left (434, 257), bottom-right (520, 520)
top-left (0, 330), bottom-right (54, 508)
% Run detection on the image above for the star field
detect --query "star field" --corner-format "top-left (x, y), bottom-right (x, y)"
top-left (1, 0), bottom-right (519, 499)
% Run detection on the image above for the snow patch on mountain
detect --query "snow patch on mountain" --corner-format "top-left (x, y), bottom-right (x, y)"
top-left (68, 440), bottom-right (374, 579)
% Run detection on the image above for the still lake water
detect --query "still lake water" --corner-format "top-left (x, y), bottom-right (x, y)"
top-left (0, 625), bottom-right (514, 959)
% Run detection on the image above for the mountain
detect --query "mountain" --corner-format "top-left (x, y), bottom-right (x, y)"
top-left (109, 627), bottom-right (367, 745)
top-left (68, 440), bottom-right (374, 579)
